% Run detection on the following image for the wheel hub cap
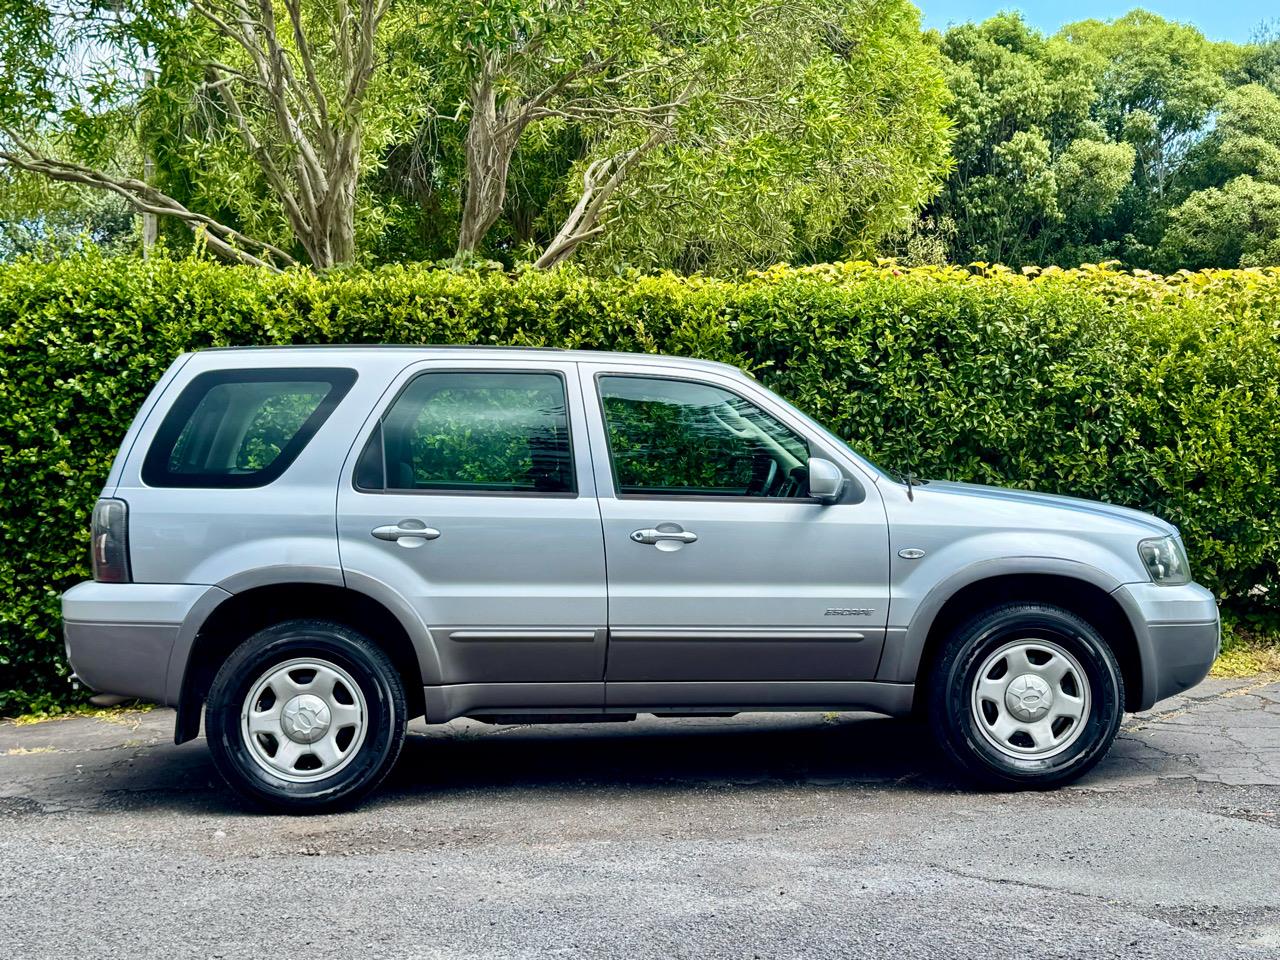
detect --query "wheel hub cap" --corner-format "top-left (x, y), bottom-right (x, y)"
top-left (280, 694), bottom-right (332, 743)
top-left (1004, 674), bottom-right (1053, 722)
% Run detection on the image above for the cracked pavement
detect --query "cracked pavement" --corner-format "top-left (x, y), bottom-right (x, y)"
top-left (2, 676), bottom-right (1279, 959)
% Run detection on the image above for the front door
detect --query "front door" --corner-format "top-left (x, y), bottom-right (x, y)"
top-left (578, 363), bottom-right (890, 706)
top-left (336, 360), bottom-right (607, 713)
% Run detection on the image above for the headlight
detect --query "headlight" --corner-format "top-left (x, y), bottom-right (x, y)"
top-left (1138, 535), bottom-right (1190, 586)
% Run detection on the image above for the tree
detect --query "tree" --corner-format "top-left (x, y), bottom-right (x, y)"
top-left (923, 14), bottom-right (1134, 266)
top-left (1206, 83), bottom-right (1280, 185)
top-left (1053, 11), bottom-right (1240, 266)
top-left (1060, 11), bottom-right (1234, 200)
top-left (0, 138), bottom-right (135, 258)
top-left (1159, 84), bottom-right (1280, 268)
top-left (1160, 177), bottom-right (1280, 269)
top-left (1236, 21), bottom-right (1280, 95)
top-left (1, 0), bottom-right (951, 272)
top-left (921, 10), bottom-right (1261, 269)
top-left (0, 0), bottom-right (413, 269)
top-left (395, 0), bottom-right (951, 271)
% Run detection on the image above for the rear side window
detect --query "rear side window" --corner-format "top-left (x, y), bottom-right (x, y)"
top-left (142, 368), bottom-right (356, 488)
top-left (358, 371), bottom-right (575, 495)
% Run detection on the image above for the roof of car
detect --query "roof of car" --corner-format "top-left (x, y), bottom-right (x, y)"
top-left (195, 344), bottom-right (744, 375)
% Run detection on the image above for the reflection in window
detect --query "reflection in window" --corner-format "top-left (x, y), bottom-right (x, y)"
top-left (599, 376), bottom-right (809, 498)
top-left (376, 372), bottom-right (574, 494)
top-left (145, 368), bottom-right (354, 488)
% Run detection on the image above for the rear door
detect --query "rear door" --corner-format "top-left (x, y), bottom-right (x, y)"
top-left (336, 359), bottom-right (607, 711)
top-left (579, 362), bottom-right (891, 706)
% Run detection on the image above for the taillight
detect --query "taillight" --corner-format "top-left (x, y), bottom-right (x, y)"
top-left (91, 498), bottom-right (131, 583)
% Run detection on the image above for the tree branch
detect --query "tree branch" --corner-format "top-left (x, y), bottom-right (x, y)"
top-left (283, 0), bottom-right (332, 136)
top-left (0, 134), bottom-right (296, 271)
top-left (533, 125), bottom-right (673, 269)
top-left (206, 66), bottom-right (312, 245)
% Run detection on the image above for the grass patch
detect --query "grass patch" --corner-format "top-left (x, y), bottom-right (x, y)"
top-left (1212, 645), bottom-right (1280, 678)
top-left (5, 701), bottom-right (155, 726)
top-left (1211, 623), bottom-right (1280, 679)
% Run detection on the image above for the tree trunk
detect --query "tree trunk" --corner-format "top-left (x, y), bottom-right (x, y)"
top-left (456, 73), bottom-right (521, 257)
top-left (141, 150), bottom-right (158, 257)
top-left (325, 176), bottom-right (358, 267)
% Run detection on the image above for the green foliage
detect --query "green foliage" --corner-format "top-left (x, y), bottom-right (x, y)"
top-left (385, 0), bottom-right (953, 270)
top-left (926, 13), bottom-right (1136, 267)
top-left (1236, 23), bottom-right (1280, 95)
top-left (926, 10), bottom-right (1265, 270)
top-left (602, 394), bottom-right (755, 493)
top-left (0, 0), bottom-right (953, 272)
top-left (1160, 177), bottom-right (1280, 270)
top-left (401, 377), bottom-right (570, 491)
top-left (1062, 11), bottom-right (1234, 170)
top-left (1160, 85), bottom-right (1280, 269)
top-left (601, 386), bottom-right (806, 494)
top-left (2, 254), bottom-right (1278, 711)
top-left (0, 168), bottom-right (134, 259)
top-left (221, 385), bottom-right (329, 473)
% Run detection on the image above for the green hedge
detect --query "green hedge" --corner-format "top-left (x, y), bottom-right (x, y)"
top-left (2, 254), bottom-right (1278, 712)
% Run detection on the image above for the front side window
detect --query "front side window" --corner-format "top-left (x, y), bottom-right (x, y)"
top-left (598, 376), bottom-right (810, 498)
top-left (361, 371), bottom-right (575, 495)
top-left (143, 368), bottom-right (356, 488)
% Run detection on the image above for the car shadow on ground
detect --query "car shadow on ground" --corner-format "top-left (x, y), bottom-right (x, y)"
top-left (44, 709), bottom-right (1154, 815)
top-left (380, 713), bottom-right (960, 797)
top-left (63, 712), bottom-right (963, 815)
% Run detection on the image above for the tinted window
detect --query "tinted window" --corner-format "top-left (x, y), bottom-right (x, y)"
top-left (599, 376), bottom-right (810, 498)
top-left (142, 368), bottom-right (355, 488)
top-left (367, 372), bottom-right (574, 495)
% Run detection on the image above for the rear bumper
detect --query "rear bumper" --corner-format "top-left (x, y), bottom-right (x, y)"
top-left (61, 581), bottom-right (223, 704)
top-left (1113, 581), bottom-right (1220, 710)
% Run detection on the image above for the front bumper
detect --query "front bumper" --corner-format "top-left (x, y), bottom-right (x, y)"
top-left (61, 581), bottom-right (224, 704)
top-left (1113, 580), bottom-right (1220, 710)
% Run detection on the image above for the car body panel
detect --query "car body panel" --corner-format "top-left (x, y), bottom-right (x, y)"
top-left (59, 346), bottom-right (1219, 733)
top-left (335, 357), bottom-right (609, 691)
top-left (61, 581), bottom-right (228, 704)
top-left (102, 352), bottom-right (194, 495)
top-left (114, 349), bottom-right (407, 587)
top-left (578, 360), bottom-right (891, 691)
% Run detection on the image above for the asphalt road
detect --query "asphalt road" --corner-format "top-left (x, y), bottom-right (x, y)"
top-left (2, 676), bottom-right (1279, 960)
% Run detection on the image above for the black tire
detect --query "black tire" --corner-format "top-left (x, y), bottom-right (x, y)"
top-left (927, 602), bottom-right (1124, 789)
top-left (206, 619), bottom-right (407, 813)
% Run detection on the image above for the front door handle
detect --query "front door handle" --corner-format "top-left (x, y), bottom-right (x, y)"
top-left (630, 527), bottom-right (698, 545)
top-left (372, 520), bottom-right (441, 543)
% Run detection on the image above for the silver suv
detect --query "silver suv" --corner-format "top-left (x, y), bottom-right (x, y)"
top-left (63, 347), bottom-right (1220, 810)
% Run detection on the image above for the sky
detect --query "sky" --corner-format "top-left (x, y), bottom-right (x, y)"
top-left (919, 2), bottom-right (1275, 43)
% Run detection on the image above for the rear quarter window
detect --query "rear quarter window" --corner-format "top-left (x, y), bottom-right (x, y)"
top-left (142, 367), bottom-right (356, 488)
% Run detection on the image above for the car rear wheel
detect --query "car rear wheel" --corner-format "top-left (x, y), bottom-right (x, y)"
top-left (928, 602), bottom-right (1124, 789)
top-left (206, 619), bottom-right (406, 813)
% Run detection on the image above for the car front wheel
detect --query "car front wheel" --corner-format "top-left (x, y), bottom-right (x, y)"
top-left (205, 619), bottom-right (407, 812)
top-left (928, 602), bottom-right (1124, 789)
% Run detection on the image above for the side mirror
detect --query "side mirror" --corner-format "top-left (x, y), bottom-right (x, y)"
top-left (807, 457), bottom-right (845, 504)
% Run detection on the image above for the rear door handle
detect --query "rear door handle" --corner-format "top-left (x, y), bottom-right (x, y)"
top-left (372, 521), bottom-right (441, 543)
top-left (630, 528), bottom-right (698, 545)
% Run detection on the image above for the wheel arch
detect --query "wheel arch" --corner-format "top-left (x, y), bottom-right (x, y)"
top-left (900, 566), bottom-right (1143, 714)
top-left (172, 579), bottom-right (436, 744)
